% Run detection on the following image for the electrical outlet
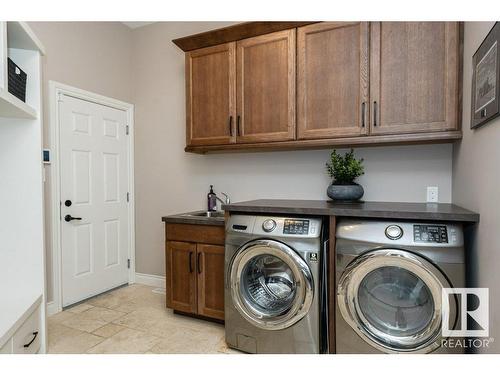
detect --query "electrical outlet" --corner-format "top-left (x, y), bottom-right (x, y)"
top-left (427, 186), bottom-right (439, 203)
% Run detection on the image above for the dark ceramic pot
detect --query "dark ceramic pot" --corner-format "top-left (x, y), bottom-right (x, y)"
top-left (327, 182), bottom-right (364, 201)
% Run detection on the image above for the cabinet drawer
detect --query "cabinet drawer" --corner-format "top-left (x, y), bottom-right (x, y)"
top-left (0, 338), bottom-right (13, 354)
top-left (12, 305), bottom-right (41, 354)
top-left (165, 223), bottom-right (225, 245)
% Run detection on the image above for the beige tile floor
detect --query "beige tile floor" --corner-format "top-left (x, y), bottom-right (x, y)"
top-left (47, 284), bottom-right (240, 354)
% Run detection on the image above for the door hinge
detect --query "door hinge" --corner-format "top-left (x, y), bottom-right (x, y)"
top-left (126, 192), bottom-right (130, 202)
top-left (126, 125), bottom-right (129, 135)
top-left (127, 259), bottom-right (131, 269)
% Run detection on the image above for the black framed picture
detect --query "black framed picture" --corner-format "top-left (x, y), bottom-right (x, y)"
top-left (471, 22), bottom-right (500, 129)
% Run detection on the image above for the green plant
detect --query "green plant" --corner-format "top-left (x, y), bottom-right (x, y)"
top-left (326, 149), bottom-right (364, 184)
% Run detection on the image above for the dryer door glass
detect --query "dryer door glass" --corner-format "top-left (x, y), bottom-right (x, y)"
top-left (357, 266), bottom-right (434, 337)
top-left (338, 249), bottom-right (453, 353)
top-left (230, 239), bottom-right (314, 330)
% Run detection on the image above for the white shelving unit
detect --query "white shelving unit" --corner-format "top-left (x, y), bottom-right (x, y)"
top-left (0, 22), bottom-right (42, 119)
top-left (0, 22), bottom-right (46, 354)
top-left (0, 87), bottom-right (37, 118)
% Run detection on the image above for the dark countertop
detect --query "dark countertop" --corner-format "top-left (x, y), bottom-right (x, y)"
top-left (162, 210), bottom-right (225, 226)
top-left (222, 199), bottom-right (479, 223)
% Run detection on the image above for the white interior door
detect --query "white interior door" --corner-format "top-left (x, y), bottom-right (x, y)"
top-left (60, 94), bottom-right (130, 307)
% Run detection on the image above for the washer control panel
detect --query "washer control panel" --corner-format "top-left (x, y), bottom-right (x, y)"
top-left (262, 219), bottom-right (277, 232)
top-left (283, 219), bottom-right (310, 235)
top-left (228, 215), bottom-right (322, 238)
top-left (414, 224), bottom-right (448, 243)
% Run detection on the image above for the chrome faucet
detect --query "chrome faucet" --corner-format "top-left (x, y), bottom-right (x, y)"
top-left (216, 192), bottom-right (230, 207)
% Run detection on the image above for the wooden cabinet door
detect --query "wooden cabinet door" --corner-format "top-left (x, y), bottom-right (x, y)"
top-left (236, 30), bottom-right (296, 143)
top-left (297, 22), bottom-right (369, 139)
top-left (196, 244), bottom-right (225, 320)
top-left (186, 43), bottom-right (236, 146)
top-left (370, 22), bottom-right (460, 135)
top-left (166, 241), bottom-right (197, 314)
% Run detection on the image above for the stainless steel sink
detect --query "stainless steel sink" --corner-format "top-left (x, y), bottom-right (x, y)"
top-left (182, 211), bottom-right (225, 218)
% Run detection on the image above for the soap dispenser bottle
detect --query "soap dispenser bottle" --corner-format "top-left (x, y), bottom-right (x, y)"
top-left (207, 185), bottom-right (217, 212)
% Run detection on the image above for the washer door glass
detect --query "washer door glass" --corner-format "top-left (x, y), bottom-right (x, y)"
top-left (338, 249), bottom-right (453, 353)
top-left (357, 266), bottom-right (434, 338)
top-left (230, 239), bottom-right (314, 330)
top-left (241, 254), bottom-right (297, 316)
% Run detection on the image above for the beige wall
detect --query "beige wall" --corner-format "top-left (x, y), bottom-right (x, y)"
top-left (29, 22), bottom-right (134, 302)
top-left (132, 22), bottom-right (454, 277)
top-left (30, 22), bottom-right (133, 125)
top-left (452, 22), bottom-right (500, 353)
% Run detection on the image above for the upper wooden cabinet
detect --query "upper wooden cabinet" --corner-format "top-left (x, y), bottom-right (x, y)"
top-left (186, 43), bottom-right (236, 146)
top-left (370, 22), bottom-right (460, 135)
top-left (236, 29), bottom-right (296, 143)
top-left (297, 22), bottom-right (369, 139)
top-left (179, 22), bottom-right (463, 153)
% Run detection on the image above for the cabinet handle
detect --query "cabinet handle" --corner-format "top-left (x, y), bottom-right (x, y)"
top-left (373, 101), bottom-right (378, 127)
top-left (237, 115), bottom-right (241, 136)
top-left (23, 331), bottom-right (38, 348)
top-left (197, 253), bottom-right (202, 274)
top-left (361, 102), bottom-right (366, 128)
top-left (189, 252), bottom-right (193, 273)
top-left (228, 116), bottom-right (233, 136)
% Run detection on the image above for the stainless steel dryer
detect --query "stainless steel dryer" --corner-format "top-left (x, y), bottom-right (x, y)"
top-left (225, 214), bottom-right (327, 354)
top-left (335, 219), bottom-right (465, 354)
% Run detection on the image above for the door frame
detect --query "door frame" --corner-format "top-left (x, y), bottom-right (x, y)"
top-left (48, 81), bottom-right (135, 314)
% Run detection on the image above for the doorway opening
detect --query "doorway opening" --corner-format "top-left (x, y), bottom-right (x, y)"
top-left (48, 81), bottom-right (135, 314)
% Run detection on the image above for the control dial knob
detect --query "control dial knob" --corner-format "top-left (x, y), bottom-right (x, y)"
top-left (262, 219), bottom-right (277, 232)
top-left (385, 225), bottom-right (403, 240)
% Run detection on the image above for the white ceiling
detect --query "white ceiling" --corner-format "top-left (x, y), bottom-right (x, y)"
top-left (122, 22), bottom-right (155, 29)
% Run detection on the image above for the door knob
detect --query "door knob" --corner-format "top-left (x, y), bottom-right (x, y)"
top-left (65, 215), bottom-right (82, 222)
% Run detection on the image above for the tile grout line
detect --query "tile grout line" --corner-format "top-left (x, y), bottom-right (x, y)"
top-left (48, 285), bottom-right (231, 354)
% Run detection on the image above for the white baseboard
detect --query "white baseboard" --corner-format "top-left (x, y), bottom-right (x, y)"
top-left (135, 272), bottom-right (166, 288)
top-left (46, 301), bottom-right (61, 317)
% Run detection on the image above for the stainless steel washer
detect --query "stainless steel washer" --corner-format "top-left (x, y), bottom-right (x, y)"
top-left (225, 214), bottom-right (327, 353)
top-left (335, 219), bottom-right (465, 354)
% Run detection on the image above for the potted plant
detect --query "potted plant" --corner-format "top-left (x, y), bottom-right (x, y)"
top-left (325, 149), bottom-right (365, 202)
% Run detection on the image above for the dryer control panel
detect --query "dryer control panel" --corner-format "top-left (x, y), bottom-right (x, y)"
top-left (413, 224), bottom-right (448, 243)
top-left (336, 219), bottom-right (464, 248)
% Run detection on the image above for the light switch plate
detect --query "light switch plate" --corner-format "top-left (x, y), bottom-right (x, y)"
top-left (427, 186), bottom-right (439, 203)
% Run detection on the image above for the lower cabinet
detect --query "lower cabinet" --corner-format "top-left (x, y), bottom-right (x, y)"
top-left (0, 341), bottom-right (12, 354)
top-left (168, 241), bottom-right (198, 314)
top-left (0, 301), bottom-right (42, 354)
top-left (12, 305), bottom-right (42, 354)
top-left (165, 223), bottom-right (225, 321)
top-left (196, 244), bottom-right (225, 320)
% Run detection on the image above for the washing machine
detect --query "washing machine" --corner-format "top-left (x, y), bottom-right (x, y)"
top-left (335, 219), bottom-right (465, 354)
top-left (225, 214), bottom-right (328, 354)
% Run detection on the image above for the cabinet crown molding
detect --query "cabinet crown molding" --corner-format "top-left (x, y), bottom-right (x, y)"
top-left (172, 22), bottom-right (317, 51)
